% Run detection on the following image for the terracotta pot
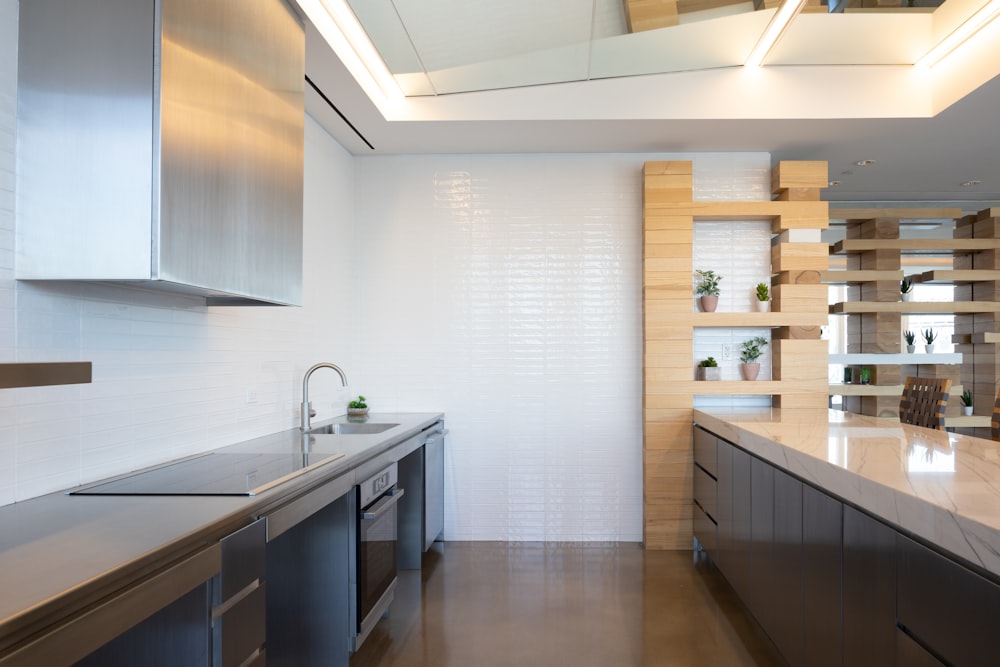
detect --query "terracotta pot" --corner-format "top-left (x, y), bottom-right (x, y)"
top-left (740, 362), bottom-right (760, 381)
top-left (755, 300), bottom-right (770, 312)
top-left (699, 295), bottom-right (718, 312)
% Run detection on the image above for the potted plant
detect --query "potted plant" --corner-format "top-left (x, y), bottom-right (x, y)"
top-left (922, 328), bottom-right (938, 353)
top-left (961, 389), bottom-right (974, 416)
top-left (347, 395), bottom-right (369, 417)
top-left (739, 336), bottom-right (768, 380)
top-left (754, 282), bottom-right (770, 312)
top-left (900, 278), bottom-right (914, 302)
top-left (859, 368), bottom-right (871, 385)
top-left (904, 330), bottom-right (916, 354)
top-left (697, 357), bottom-right (721, 381)
top-left (695, 269), bottom-right (722, 312)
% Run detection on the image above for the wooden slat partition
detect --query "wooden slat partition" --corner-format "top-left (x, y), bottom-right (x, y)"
top-left (642, 160), bottom-right (829, 550)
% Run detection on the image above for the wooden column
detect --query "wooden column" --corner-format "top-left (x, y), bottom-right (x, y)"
top-left (643, 161), bottom-right (694, 550)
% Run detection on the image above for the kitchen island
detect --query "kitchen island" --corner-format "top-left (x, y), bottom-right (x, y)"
top-left (693, 408), bottom-right (1000, 667)
top-left (0, 412), bottom-right (444, 666)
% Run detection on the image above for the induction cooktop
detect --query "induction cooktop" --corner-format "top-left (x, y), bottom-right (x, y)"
top-left (71, 450), bottom-right (345, 496)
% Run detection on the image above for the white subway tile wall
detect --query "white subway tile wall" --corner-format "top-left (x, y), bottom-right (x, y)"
top-left (354, 153), bottom-right (770, 541)
top-left (2, 0), bottom-right (771, 539)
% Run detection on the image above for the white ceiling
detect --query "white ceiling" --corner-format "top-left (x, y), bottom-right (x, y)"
top-left (301, 1), bottom-right (1000, 206)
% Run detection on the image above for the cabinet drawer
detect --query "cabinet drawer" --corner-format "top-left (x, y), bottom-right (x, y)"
top-left (694, 463), bottom-right (717, 520)
top-left (897, 535), bottom-right (1000, 667)
top-left (693, 503), bottom-right (717, 559)
top-left (693, 427), bottom-right (717, 477)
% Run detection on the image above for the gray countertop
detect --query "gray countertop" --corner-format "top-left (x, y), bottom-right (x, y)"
top-left (0, 412), bottom-right (443, 653)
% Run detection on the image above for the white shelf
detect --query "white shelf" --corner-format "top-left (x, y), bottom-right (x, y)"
top-left (829, 353), bottom-right (963, 365)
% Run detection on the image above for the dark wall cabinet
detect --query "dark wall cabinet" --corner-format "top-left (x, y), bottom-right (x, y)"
top-left (694, 424), bottom-right (1000, 667)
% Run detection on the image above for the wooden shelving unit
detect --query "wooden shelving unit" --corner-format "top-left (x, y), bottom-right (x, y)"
top-left (642, 160), bottom-right (829, 549)
top-left (827, 207), bottom-right (1000, 431)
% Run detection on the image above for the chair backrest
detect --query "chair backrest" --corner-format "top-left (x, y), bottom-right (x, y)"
top-left (899, 376), bottom-right (952, 430)
top-left (992, 388), bottom-right (1000, 441)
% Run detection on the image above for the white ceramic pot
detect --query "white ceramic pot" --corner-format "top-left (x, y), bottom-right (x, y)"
top-left (906, 345), bottom-right (916, 354)
top-left (901, 292), bottom-right (912, 302)
top-left (755, 300), bottom-right (770, 312)
top-left (740, 362), bottom-right (760, 381)
top-left (925, 344), bottom-right (935, 354)
top-left (963, 406), bottom-right (974, 416)
top-left (698, 367), bottom-right (721, 381)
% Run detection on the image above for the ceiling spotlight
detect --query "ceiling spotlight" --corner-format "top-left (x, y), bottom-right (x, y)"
top-left (854, 160), bottom-right (875, 166)
top-left (961, 180), bottom-right (982, 187)
top-left (828, 181), bottom-right (841, 187)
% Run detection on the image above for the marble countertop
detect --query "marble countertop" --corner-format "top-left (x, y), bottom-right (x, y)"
top-left (0, 412), bottom-right (443, 653)
top-left (694, 408), bottom-right (1000, 579)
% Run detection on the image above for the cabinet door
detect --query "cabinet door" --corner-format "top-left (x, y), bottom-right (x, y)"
top-left (895, 630), bottom-right (947, 667)
top-left (693, 426), bottom-right (718, 477)
top-left (749, 457), bottom-right (774, 637)
top-left (772, 469), bottom-right (803, 667)
top-left (802, 485), bottom-right (842, 667)
top-left (897, 534), bottom-right (1000, 667)
top-left (730, 445), bottom-right (753, 603)
top-left (843, 506), bottom-right (896, 666)
top-left (715, 438), bottom-right (734, 578)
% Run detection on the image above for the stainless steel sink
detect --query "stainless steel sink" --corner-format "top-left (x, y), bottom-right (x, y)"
top-left (309, 422), bottom-right (399, 435)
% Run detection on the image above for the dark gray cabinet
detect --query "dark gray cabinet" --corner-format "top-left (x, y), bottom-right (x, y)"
top-left (693, 427), bottom-right (718, 558)
top-left (802, 485), bottom-right (842, 667)
top-left (843, 505), bottom-right (896, 666)
top-left (399, 425), bottom-right (447, 570)
top-left (749, 457), bottom-right (774, 637)
top-left (771, 468), bottom-right (803, 666)
top-left (897, 534), bottom-right (1000, 667)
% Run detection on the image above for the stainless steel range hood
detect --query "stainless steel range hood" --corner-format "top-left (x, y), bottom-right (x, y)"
top-left (16, 0), bottom-right (305, 306)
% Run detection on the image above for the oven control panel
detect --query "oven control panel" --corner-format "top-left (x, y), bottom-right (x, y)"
top-left (359, 462), bottom-right (398, 508)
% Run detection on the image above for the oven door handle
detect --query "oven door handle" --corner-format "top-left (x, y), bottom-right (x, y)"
top-left (361, 487), bottom-right (405, 521)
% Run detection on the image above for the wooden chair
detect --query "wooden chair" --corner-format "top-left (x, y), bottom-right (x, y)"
top-left (899, 376), bottom-right (951, 430)
top-left (992, 387), bottom-right (1000, 441)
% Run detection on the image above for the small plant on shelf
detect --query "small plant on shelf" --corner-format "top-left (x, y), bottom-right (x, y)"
top-left (961, 389), bottom-right (974, 416)
top-left (754, 282), bottom-right (770, 312)
top-left (697, 357), bottom-right (720, 381)
top-left (904, 330), bottom-right (916, 353)
top-left (695, 269), bottom-right (722, 312)
top-left (922, 328), bottom-right (938, 353)
top-left (900, 278), bottom-right (913, 301)
top-left (738, 336), bottom-right (768, 380)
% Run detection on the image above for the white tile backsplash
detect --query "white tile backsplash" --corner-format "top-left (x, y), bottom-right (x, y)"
top-left (2, 0), bottom-right (771, 540)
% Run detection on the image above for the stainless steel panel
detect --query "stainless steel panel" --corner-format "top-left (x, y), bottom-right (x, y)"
top-left (219, 519), bottom-right (266, 603)
top-left (158, 0), bottom-right (303, 305)
top-left (213, 584), bottom-right (266, 667)
top-left (16, 0), bottom-right (155, 280)
top-left (16, 0), bottom-right (304, 306)
top-left (423, 430), bottom-right (445, 550)
top-left (265, 472), bottom-right (355, 541)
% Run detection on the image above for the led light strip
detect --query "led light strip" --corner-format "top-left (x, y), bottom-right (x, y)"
top-left (916, 0), bottom-right (1000, 68)
top-left (297, 0), bottom-right (404, 106)
top-left (744, 0), bottom-right (808, 68)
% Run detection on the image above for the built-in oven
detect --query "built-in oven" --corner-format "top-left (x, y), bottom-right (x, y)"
top-left (353, 461), bottom-right (404, 651)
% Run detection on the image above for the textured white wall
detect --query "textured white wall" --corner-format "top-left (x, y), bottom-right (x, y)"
top-left (353, 153), bottom-right (770, 541)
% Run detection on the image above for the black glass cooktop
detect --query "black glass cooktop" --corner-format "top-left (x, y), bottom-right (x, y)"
top-left (71, 450), bottom-right (344, 496)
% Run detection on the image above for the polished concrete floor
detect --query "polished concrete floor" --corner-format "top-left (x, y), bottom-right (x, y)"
top-left (351, 542), bottom-right (785, 667)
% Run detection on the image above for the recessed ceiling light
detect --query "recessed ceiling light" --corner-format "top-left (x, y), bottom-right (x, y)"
top-left (828, 181), bottom-right (840, 187)
top-left (854, 160), bottom-right (875, 167)
top-left (961, 180), bottom-right (982, 187)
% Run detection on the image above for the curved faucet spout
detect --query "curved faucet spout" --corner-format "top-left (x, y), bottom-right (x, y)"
top-left (301, 362), bottom-right (349, 431)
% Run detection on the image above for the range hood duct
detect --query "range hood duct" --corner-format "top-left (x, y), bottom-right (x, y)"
top-left (16, 0), bottom-right (305, 306)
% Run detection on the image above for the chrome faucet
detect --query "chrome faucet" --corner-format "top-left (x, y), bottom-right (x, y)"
top-left (301, 362), bottom-right (348, 431)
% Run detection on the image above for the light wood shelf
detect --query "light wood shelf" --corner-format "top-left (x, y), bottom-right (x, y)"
top-left (685, 381), bottom-right (818, 395)
top-left (914, 270), bottom-right (1000, 284)
top-left (829, 208), bottom-right (963, 220)
top-left (645, 200), bottom-right (828, 231)
top-left (832, 239), bottom-right (1000, 255)
top-left (953, 332), bottom-right (1000, 345)
top-left (821, 270), bottom-right (904, 284)
top-left (689, 312), bottom-right (827, 327)
top-left (829, 384), bottom-right (903, 396)
top-left (943, 415), bottom-right (992, 428)
top-left (830, 302), bottom-right (1000, 314)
